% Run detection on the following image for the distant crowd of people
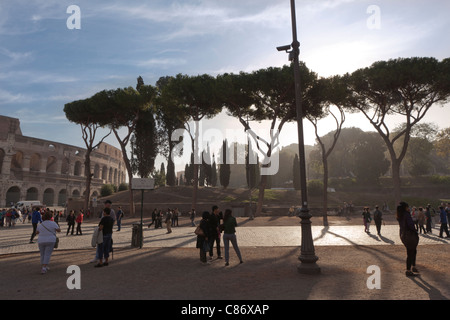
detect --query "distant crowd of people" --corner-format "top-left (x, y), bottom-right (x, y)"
top-left (360, 202), bottom-right (450, 239)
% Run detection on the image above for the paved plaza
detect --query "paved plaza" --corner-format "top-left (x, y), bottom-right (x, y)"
top-left (1, 217), bottom-right (448, 255)
top-left (1, 216), bottom-right (449, 302)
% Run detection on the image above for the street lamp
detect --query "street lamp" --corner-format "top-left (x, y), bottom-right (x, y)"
top-left (278, 0), bottom-right (320, 274)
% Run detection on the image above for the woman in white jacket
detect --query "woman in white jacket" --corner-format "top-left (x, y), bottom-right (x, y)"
top-left (36, 211), bottom-right (61, 274)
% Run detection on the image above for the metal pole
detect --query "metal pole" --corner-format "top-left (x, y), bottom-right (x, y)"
top-left (290, 0), bottom-right (320, 274)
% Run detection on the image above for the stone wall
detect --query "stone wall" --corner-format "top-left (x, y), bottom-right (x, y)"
top-left (0, 115), bottom-right (126, 208)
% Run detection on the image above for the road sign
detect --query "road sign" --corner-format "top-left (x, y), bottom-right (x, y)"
top-left (131, 178), bottom-right (155, 190)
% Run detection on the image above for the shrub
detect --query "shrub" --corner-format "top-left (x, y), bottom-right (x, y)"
top-left (308, 179), bottom-right (324, 196)
top-left (118, 182), bottom-right (129, 191)
top-left (100, 184), bottom-right (115, 197)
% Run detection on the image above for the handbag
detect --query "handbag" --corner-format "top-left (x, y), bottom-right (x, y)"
top-left (195, 225), bottom-right (205, 237)
top-left (40, 221), bottom-right (59, 249)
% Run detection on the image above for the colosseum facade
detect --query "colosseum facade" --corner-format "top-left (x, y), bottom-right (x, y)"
top-left (0, 115), bottom-right (126, 208)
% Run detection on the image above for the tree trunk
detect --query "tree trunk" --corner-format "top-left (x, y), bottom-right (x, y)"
top-left (322, 158), bottom-right (329, 226)
top-left (83, 150), bottom-right (92, 212)
top-left (113, 129), bottom-right (135, 216)
top-left (255, 172), bottom-right (267, 217)
top-left (391, 159), bottom-right (402, 206)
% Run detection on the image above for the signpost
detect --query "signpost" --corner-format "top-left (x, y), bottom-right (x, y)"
top-left (131, 178), bottom-right (155, 248)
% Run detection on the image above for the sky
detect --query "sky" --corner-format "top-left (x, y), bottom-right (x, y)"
top-left (1, 0), bottom-right (449, 173)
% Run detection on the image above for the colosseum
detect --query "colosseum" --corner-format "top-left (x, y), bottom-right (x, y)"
top-left (0, 115), bottom-right (126, 209)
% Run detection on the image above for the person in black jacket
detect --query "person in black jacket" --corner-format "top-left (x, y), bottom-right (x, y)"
top-left (196, 211), bottom-right (212, 264)
top-left (208, 205), bottom-right (222, 260)
top-left (66, 210), bottom-right (76, 236)
top-left (397, 202), bottom-right (419, 277)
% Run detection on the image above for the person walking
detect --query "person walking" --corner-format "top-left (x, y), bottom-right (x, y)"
top-left (66, 210), bottom-right (76, 236)
top-left (36, 211), bottom-right (61, 274)
top-left (190, 209), bottom-right (196, 227)
top-left (373, 205), bottom-right (383, 235)
top-left (438, 206), bottom-right (450, 238)
top-left (417, 207), bottom-right (426, 234)
top-left (148, 209), bottom-right (157, 228)
top-left (29, 207), bottom-right (42, 243)
top-left (362, 207), bottom-right (371, 233)
top-left (165, 209), bottom-right (173, 234)
top-left (222, 209), bottom-right (243, 266)
top-left (196, 211), bottom-right (212, 265)
top-left (95, 207), bottom-right (114, 268)
top-left (397, 201), bottom-right (419, 277)
top-left (116, 206), bottom-right (124, 231)
top-left (75, 210), bottom-right (84, 235)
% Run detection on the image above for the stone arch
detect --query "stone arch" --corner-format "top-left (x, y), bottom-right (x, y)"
top-left (72, 189), bottom-right (80, 198)
top-left (114, 168), bottom-right (118, 185)
top-left (61, 157), bottom-right (70, 175)
top-left (102, 165), bottom-right (108, 180)
top-left (43, 188), bottom-right (55, 206)
top-left (11, 151), bottom-right (23, 170)
top-left (74, 161), bottom-right (82, 176)
top-left (108, 167), bottom-right (113, 182)
top-left (58, 189), bottom-right (67, 206)
top-left (30, 153), bottom-right (41, 172)
top-left (26, 187), bottom-right (39, 200)
top-left (46, 156), bottom-right (57, 173)
top-left (94, 163), bottom-right (100, 179)
top-left (6, 186), bottom-right (20, 206)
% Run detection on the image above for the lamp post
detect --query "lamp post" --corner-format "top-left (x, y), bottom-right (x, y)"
top-left (277, 0), bottom-right (320, 274)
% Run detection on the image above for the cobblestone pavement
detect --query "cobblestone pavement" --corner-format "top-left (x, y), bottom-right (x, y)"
top-left (1, 218), bottom-right (448, 255)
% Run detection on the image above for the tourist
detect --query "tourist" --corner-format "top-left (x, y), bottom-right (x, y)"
top-left (95, 207), bottom-right (114, 268)
top-left (373, 205), bottom-right (383, 235)
top-left (362, 207), bottom-right (371, 233)
top-left (397, 201), bottom-right (419, 277)
top-left (36, 211), bottom-right (61, 274)
top-left (411, 207), bottom-right (419, 231)
top-left (208, 205), bottom-right (222, 260)
top-left (190, 209), bottom-right (196, 227)
top-left (172, 208), bottom-right (179, 227)
top-left (196, 211), bottom-right (212, 265)
top-left (76, 210), bottom-right (84, 235)
top-left (417, 207), bottom-right (426, 234)
top-left (116, 206), bottom-right (124, 231)
top-left (104, 200), bottom-right (116, 223)
top-left (446, 203), bottom-right (450, 231)
top-left (438, 206), bottom-right (450, 238)
top-left (29, 206), bottom-right (42, 243)
top-left (66, 210), bottom-right (76, 236)
top-left (222, 209), bottom-right (243, 266)
top-left (148, 208), bottom-right (157, 228)
top-left (156, 210), bottom-right (163, 228)
top-left (425, 205), bottom-right (433, 233)
top-left (165, 209), bottom-right (173, 234)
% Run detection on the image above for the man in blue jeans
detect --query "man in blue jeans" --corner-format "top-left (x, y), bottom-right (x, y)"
top-left (29, 207), bottom-right (42, 243)
top-left (95, 207), bottom-right (114, 267)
